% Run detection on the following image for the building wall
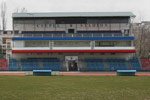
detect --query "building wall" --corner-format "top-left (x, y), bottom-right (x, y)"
top-left (11, 16), bottom-right (134, 61)
top-left (13, 18), bottom-right (130, 33)
top-left (0, 36), bottom-right (13, 59)
top-left (12, 53), bottom-right (132, 60)
top-left (14, 23), bottom-right (129, 32)
top-left (12, 40), bottom-right (134, 51)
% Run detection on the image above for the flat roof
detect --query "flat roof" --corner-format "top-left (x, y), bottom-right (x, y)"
top-left (12, 12), bottom-right (135, 18)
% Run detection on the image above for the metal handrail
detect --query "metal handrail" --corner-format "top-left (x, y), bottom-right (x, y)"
top-left (17, 33), bottom-right (131, 38)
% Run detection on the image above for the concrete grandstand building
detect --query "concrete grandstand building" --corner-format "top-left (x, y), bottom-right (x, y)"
top-left (6, 12), bottom-right (141, 71)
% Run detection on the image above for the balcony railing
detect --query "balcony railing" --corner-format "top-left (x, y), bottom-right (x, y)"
top-left (16, 33), bottom-right (133, 38)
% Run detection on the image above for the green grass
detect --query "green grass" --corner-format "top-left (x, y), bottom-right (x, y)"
top-left (0, 76), bottom-right (150, 100)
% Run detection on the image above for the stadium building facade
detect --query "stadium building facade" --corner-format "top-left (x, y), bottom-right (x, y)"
top-left (8, 12), bottom-right (141, 71)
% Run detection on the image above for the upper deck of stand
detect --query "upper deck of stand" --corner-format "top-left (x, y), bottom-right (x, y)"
top-left (12, 12), bottom-right (135, 40)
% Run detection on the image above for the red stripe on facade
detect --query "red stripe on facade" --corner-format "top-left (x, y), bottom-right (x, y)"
top-left (12, 50), bottom-right (136, 53)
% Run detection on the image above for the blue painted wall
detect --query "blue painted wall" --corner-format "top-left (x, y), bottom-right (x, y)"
top-left (12, 37), bottom-right (134, 41)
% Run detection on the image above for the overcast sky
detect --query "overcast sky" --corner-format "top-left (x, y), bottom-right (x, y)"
top-left (0, 0), bottom-right (150, 30)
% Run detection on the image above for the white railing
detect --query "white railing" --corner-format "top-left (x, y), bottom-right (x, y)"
top-left (17, 33), bottom-right (131, 38)
top-left (94, 47), bottom-right (135, 50)
top-left (12, 47), bottom-right (135, 50)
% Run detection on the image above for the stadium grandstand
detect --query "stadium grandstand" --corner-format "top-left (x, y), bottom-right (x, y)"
top-left (1, 12), bottom-right (148, 72)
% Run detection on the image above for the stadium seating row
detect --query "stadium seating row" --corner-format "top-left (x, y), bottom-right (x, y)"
top-left (22, 31), bottom-right (66, 34)
top-left (85, 59), bottom-right (105, 71)
top-left (85, 58), bottom-right (141, 71)
top-left (8, 58), bottom-right (61, 71)
top-left (8, 59), bottom-right (18, 71)
top-left (21, 31), bottom-right (124, 37)
top-left (3, 58), bottom-right (143, 71)
top-left (77, 31), bottom-right (122, 34)
top-left (22, 31), bottom-right (122, 34)
top-left (129, 58), bottom-right (141, 70)
top-left (0, 59), bottom-right (8, 70)
top-left (42, 58), bottom-right (61, 71)
top-left (106, 59), bottom-right (128, 70)
top-left (21, 59), bottom-right (40, 71)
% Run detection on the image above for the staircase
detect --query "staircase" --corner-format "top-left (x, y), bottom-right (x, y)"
top-left (126, 60), bottom-right (131, 70)
top-left (104, 60), bottom-right (109, 71)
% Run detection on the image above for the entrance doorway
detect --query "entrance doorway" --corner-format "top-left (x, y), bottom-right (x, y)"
top-left (68, 60), bottom-right (78, 71)
top-left (68, 29), bottom-right (75, 33)
top-left (65, 56), bottom-right (78, 71)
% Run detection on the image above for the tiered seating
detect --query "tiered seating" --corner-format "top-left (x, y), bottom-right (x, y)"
top-left (140, 59), bottom-right (150, 70)
top-left (42, 58), bottom-right (61, 71)
top-left (85, 59), bottom-right (105, 71)
top-left (0, 59), bottom-right (8, 70)
top-left (77, 31), bottom-right (122, 37)
top-left (22, 31), bottom-right (66, 34)
top-left (129, 58), bottom-right (141, 70)
top-left (21, 59), bottom-right (39, 71)
top-left (106, 59), bottom-right (128, 70)
top-left (77, 31), bottom-right (121, 33)
top-left (113, 33), bottom-right (122, 37)
top-left (8, 59), bottom-right (18, 71)
top-left (103, 33), bottom-right (113, 37)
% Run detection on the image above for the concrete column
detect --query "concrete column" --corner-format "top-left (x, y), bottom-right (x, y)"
top-left (90, 40), bottom-right (95, 50)
top-left (131, 40), bottom-right (134, 47)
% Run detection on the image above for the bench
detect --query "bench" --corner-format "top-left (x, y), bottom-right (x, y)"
top-left (33, 70), bottom-right (52, 76)
top-left (117, 70), bottom-right (136, 76)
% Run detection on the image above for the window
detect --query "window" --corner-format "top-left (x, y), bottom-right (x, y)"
top-left (101, 53), bottom-right (105, 55)
top-left (25, 41), bottom-right (49, 47)
top-left (111, 53), bottom-right (116, 55)
top-left (54, 41), bottom-right (90, 47)
top-left (95, 41), bottom-right (114, 47)
top-left (95, 41), bottom-right (131, 47)
top-left (58, 53), bottom-right (63, 55)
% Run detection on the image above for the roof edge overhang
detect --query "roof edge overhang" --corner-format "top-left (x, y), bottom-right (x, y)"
top-left (12, 12), bottom-right (136, 18)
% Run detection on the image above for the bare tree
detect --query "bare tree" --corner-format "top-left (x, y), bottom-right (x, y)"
top-left (133, 21), bottom-right (150, 59)
top-left (0, 1), bottom-right (7, 31)
top-left (138, 24), bottom-right (144, 57)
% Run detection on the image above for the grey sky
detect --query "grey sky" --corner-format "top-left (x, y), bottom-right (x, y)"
top-left (1, 0), bottom-right (150, 29)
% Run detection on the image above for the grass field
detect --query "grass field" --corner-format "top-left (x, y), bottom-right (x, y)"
top-left (0, 76), bottom-right (150, 100)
